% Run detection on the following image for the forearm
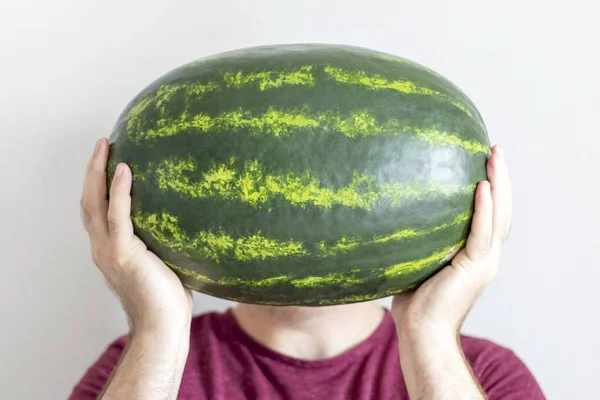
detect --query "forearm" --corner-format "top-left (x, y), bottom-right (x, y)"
top-left (398, 328), bottom-right (486, 400)
top-left (99, 323), bottom-right (190, 400)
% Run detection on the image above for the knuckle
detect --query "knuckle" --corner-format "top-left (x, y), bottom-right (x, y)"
top-left (80, 196), bottom-right (93, 212)
top-left (473, 240), bottom-right (492, 257)
top-left (80, 209), bottom-right (91, 230)
top-left (107, 216), bottom-right (121, 236)
top-left (79, 199), bottom-right (92, 223)
top-left (111, 247), bottom-right (133, 268)
top-left (111, 253), bottom-right (125, 268)
top-left (108, 237), bottom-right (137, 266)
top-left (475, 247), bottom-right (490, 258)
top-left (80, 198), bottom-right (101, 232)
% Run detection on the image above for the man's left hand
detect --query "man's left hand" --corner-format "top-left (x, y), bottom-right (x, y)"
top-left (391, 145), bottom-right (513, 337)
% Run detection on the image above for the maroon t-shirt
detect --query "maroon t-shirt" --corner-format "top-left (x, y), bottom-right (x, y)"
top-left (70, 309), bottom-right (544, 399)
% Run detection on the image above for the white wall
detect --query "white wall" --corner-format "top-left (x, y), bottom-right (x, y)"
top-left (1, 1), bottom-right (598, 398)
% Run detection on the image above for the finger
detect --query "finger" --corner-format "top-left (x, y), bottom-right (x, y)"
top-left (466, 180), bottom-right (493, 259)
top-left (107, 163), bottom-right (134, 242)
top-left (80, 138), bottom-right (109, 239)
top-left (488, 146), bottom-right (513, 243)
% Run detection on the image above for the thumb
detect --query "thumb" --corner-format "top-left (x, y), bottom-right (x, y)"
top-left (107, 163), bottom-right (135, 242)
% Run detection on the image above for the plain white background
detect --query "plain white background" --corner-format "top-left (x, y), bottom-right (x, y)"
top-left (1, 1), bottom-right (598, 398)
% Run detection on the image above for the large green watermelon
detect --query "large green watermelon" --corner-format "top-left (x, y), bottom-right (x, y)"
top-left (107, 44), bottom-right (490, 306)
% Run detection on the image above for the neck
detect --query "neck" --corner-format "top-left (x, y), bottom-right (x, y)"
top-left (232, 301), bottom-right (385, 360)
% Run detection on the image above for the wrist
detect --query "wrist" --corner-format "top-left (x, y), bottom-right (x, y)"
top-left (128, 307), bottom-right (192, 335)
top-left (397, 322), bottom-right (459, 349)
top-left (100, 315), bottom-right (191, 400)
top-left (130, 317), bottom-right (191, 344)
top-left (397, 325), bottom-right (484, 400)
top-left (127, 322), bottom-right (192, 368)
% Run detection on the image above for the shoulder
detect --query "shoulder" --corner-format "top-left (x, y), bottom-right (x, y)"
top-left (459, 334), bottom-right (529, 373)
top-left (460, 335), bottom-right (514, 364)
top-left (459, 335), bottom-right (546, 399)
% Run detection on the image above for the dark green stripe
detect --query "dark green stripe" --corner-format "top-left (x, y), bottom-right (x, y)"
top-left (130, 176), bottom-right (473, 255)
top-left (119, 67), bottom-right (487, 149)
top-left (129, 44), bottom-right (481, 122)
top-left (134, 210), bottom-right (466, 305)
top-left (112, 131), bottom-right (487, 197)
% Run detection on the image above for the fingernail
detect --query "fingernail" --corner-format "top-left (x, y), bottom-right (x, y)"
top-left (116, 163), bottom-right (125, 177)
top-left (94, 139), bottom-right (103, 153)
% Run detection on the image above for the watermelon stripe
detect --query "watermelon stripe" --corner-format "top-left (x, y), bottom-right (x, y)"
top-left (125, 81), bottom-right (221, 131)
top-left (324, 66), bottom-right (479, 124)
top-left (123, 66), bottom-right (316, 128)
top-left (166, 261), bottom-right (297, 288)
top-left (132, 107), bottom-right (488, 154)
top-left (377, 53), bottom-right (447, 79)
top-left (384, 239), bottom-right (464, 277)
top-left (130, 167), bottom-right (474, 245)
top-left (317, 284), bottom-right (418, 305)
top-left (117, 125), bottom-right (488, 191)
top-left (147, 107), bottom-right (319, 139)
top-left (317, 210), bottom-right (471, 256)
top-left (164, 240), bottom-right (463, 289)
top-left (132, 211), bottom-right (308, 262)
top-left (141, 156), bottom-right (476, 211)
top-left (124, 64), bottom-right (481, 135)
top-left (375, 53), bottom-right (480, 117)
top-left (132, 203), bottom-right (469, 264)
top-left (412, 127), bottom-right (489, 154)
top-left (223, 65), bottom-right (314, 90)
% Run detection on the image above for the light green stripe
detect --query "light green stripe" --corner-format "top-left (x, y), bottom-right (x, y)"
top-left (163, 239), bottom-right (464, 292)
top-left (123, 66), bottom-right (316, 132)
top-left (318, 211), bottom-right (472, 256)
top-left (219, 270), bottom-right (365, 289)
top-left (223, 65), bottom-right (314, 90)
top-left (133, 201), bottom-right (468, 268)
top-left (133, 211), bottom-right (308, 263)
top-left (412, 127), bottom-right (489, 154)
top-left (125, 81), bottom-right (221, 134)
top-left (133, 212), bottom-right (235, 261)
top-left (317, 284), bottom-right (418, 305)
top-left (166, 259), bottom-right (362, 289)
top-left (166, 261), bottom-right (215, 285)
top-left (384, 240), bottom-right (465, 277)
top-left (132, 107), bottom-right (488, 154)
top-left (140, 156), bottom-right (476, 211)
top-left (145, 107), bottom-right (320, 140)
top-left (324, 66), bottom-right (479, 124)
top-left (376, 54), bottom-right (470, 104)
top-left (324, 66), bottom-right (439, 96)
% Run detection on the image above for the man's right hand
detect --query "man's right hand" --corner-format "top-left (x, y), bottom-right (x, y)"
top-left (80, 137), bottom-right (193, 333)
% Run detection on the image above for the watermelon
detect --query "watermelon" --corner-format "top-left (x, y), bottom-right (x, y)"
top-left (107, 44), bottom-right (490, 306)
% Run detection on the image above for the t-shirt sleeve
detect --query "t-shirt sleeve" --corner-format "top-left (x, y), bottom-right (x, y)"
top-left (68, 337), bottom-right (127, 400)
top-left (474, 346), bottom-right (546, 400)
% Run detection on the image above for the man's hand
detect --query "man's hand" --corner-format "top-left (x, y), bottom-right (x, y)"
top-left (392, 144), bottom-right (512, 335)
top-left (391, 145), bottom-right (513, 399)
top-left (80, 138), bottom-right (192, 399)
top-left (80, 137), bottom-right (193, 332)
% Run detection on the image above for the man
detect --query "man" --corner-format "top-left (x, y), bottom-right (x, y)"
top-left (71, 138), bottom-right (545, 399)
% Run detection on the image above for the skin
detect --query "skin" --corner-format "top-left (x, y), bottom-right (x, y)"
top-left (80, 138), bottom-right (512, 400)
